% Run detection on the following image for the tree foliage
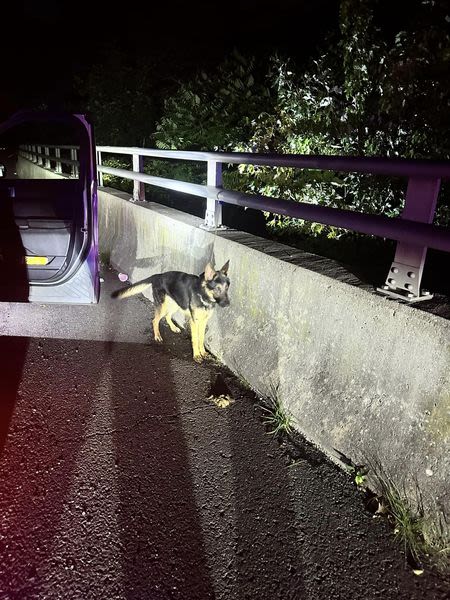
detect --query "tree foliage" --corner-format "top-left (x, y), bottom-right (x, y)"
top-left (153, 0), bottom-right (450, 237)
top-left (154, 50), bottom-right (272, 151)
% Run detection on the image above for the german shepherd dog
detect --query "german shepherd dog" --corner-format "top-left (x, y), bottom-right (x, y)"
top-left (112, 262), bottom-right (230, 362)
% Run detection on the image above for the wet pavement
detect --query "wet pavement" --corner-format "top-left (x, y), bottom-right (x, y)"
top-left (0, 267), bottom-right (448, 599)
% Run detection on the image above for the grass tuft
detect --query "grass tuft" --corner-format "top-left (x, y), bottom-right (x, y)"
top-left (365, 458), bottom-right (449, 573)
top-left (258, 382), bottom-right (294, 437)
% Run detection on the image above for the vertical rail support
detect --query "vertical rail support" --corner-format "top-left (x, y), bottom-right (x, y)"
top-left (202, 160), bottom-right (224, 229)
top-left (132, 153), bottom-right (145, 201)
top-left (55, 147), bottom-right (62, 174)
top-left (32, 145), bottom-right (37, 163)
top-left (97, 150), bottom-right (104, 187)
top-left (71, 148), bottom-right (79, 178)
top-left (44, 146), bottom-right (50, 169)
top-left (37, 145), bottom-right (43, 166)
top-left (377, 177), bottom-right (441, 302)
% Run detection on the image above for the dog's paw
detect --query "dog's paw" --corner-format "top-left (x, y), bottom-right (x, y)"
top-left (169, 325), bottom-right (181, 334)
top-left (154, 333), bottom-right (163, 343)
top-left (193, 354), bottom-right (203, 364)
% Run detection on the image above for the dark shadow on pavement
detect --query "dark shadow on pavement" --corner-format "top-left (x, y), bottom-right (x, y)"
top-left (0, 337), bottom-right (29, 458)
top-left (0, 188), bottom-right (29, 458)
top-left (0, 337), bottom-right (216, 599)
top-left (0, 190), bottom-right (29, 302)
top-left (0, 338), bottom-right (93, 597)
top-left (108, 340), bottom-right (216, 599)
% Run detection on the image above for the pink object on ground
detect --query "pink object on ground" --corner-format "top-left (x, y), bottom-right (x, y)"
top-left (118, 273), bottom-right (128, 282)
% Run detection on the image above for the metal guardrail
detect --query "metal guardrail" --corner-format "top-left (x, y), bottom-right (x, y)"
top-left (21, 143), bottom-right (450, 302)
top-left (20, 144), bottom-right (80, 177)
top-left (96, 146), bottom-right (450, 303)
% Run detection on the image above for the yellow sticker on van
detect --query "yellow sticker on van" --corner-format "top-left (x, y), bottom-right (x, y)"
top-left (25, 256), bottom-right (49, 266)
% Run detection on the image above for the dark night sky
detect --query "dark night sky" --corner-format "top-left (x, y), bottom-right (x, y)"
top-left (0, 0), bottom-right (341, 118)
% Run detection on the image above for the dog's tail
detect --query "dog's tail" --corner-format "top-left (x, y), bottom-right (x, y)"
top-left (111, 276), bottom-right (154, 300)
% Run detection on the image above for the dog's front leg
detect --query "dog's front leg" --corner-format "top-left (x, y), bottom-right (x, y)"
top-left (191, 309), bottom-right (210, 362)
top-left (190, 316), bottom-right (202, 362)
top-left (198, 311), bottom-right (211, 359)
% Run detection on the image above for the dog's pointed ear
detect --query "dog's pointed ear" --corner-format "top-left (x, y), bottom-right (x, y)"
top-left (220, 260), bottom-right (230, 275)
top-left (204, 263), bottom-right (215, 281)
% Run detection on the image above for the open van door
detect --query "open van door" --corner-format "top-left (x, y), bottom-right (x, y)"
top-left (0, 111), bottom-right (99, 304)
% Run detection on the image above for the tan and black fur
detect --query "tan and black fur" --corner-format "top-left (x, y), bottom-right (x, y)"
top-left (112, 262), bottom-right (230, 362)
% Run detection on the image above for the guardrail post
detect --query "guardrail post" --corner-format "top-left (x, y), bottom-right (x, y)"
top-left (37, 145), bottom-right (43, 166)
top-left (97, 151), bottom-right (104, 187)
top-left (70, 148), bottom-right (79, 178)
top-left (377, 176), bottom-right (441, 301)
top-left (32, 145), bottom-right (37, 163)
top-left (44, 146), bottom-right (50, 169)
top-left (203, 160), bottom-right (224, 229)
top-left (132, 153), bottom-right (145, 201)
top-left (55, 147), bottom-right (62, 173)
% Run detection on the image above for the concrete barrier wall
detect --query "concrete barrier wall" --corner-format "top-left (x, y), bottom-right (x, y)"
top-left (99, 187), bottom-right (449, 520)
top-left (17, 156), bottom-right (67, 180)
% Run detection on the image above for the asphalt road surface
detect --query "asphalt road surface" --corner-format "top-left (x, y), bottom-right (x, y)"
top-left (0, 267), bottom-right (448, 600)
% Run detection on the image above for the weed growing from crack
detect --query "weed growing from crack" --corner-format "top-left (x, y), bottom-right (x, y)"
top-left (378, 474), bottom-right (425, 570)
top-left (359, 457), bottom-right (449, 574)
top-left (258, 383), bottom-right (294, 437)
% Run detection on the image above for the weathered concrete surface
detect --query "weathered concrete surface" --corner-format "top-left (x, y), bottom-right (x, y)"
top-left (1, 268), bottom-right (449, 598)
top-left (98, 188), bottom-right (450, 525)
top-left (17, 156), bottom-right (66, 180)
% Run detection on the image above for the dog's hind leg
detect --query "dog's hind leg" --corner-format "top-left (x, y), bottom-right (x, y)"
top-left (166, 313), bottom-right (181, 333)
top-left (153, 299), bottom-right (168, 342)
top-left (164, 297), bottom-right (183, 334)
